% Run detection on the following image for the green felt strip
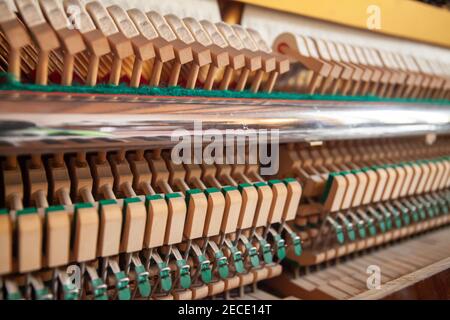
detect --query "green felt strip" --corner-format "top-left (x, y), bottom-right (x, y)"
top-left (222, 186), bottom-right (238, 193)
top-left (74, 202), bottom-right (94, 209)
top-left (185, 188), bottom-right (202, 205)
top-left (165, 193), bottom-right (182, 199)
top-left (45, 205), bottom-right (65, 213)
top-left (238, 183), bottom-right (253, 191)
top-left (99, 199), bottom-right (117, 206)
top-left (1, 72), bottom-right (449, 105)
top-left (254, 181), bottom-right (268, 188)
top-left (321, 172), bottom-right (338, 204)
top-left (204, 187), bottom-right (220, 195)
top-left (124, 197), bottom-right (141, 204)
top-left (145, 194), bottom-right (163, 202)
top-left (17, 207), bottom-right (38, 216)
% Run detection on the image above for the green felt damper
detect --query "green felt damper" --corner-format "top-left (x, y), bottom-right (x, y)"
top-left (91, 278), bottom-right (108, 300)
top-left (379, 220), bottom-right (386, 233)
top-left (1, 72), bottom-right (448, 105)
top-left (35, 287), bottom-right (52, 300)
top-left (399, 207), bottom-right (410, 225)
top-left (334, 225), bottom-right (345, 244)
top-left (135, 264), bottom-right (151, 298)
top-left (198, 255), bottom-right (212, 284)
top-left (346, 225), bottom-right (356, 241)
top-left (392, 209), bottom-right (402, 229)
top-left (402, 212), bottom-right (410, 226)
top-left (230, 246), bottom-right (245, 274)
top-left (379, 209), bottom-right (392, 230)
top-left (115, 271), bottom-right (131, 300)
top-left (419, 207), bottom-right (427, 220)
top-left (176, 260), bottom-right (191, 290)
top-left (424, 201), bottom-right (434, 218)
top-left (432, 201), bottom-right (440, 216)
top-left (214, 251), bottom-right (229, 280)
top-left (245, 243), bottom-right (260, 268)
top-left (62, 283), bottom-right (79, 300)
top-left (369, 210), bottom-right (386, 233)
top-left (385, 216), bottom-right (393, 230)
top-left (357, 224), bottom-right (366, 239)
top-left (411, 208), bottom-right (419, 223)
top-left (275, 235), bottom-right (286, 260)
top-left (158, 262), bottom-right (172, 292)
top-left (7, 291), bottom-right (23, 300)
top-left (291, 232), bottom-right (302, 257)
top-left (367, 220), bottom-right (377, 237)
top-left (259, 239), bottom-right (273, 264)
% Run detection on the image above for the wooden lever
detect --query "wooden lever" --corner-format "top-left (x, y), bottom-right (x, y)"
top-left (63, 0), bottom-right (110, 86)
top-left (246, 27), bottom-right (290, 92)
top-left (15, 0), bottom-right (60, 85)
top-left (17, 208), bottom-right (42, 273)
top-left (146, 11), bottom-right (193, 87)
top-left (273, 33), bottom-right (332, 94)
top-left (183, 17), bottom-right (229, 90)
top-left (232, 24), bottom-right (271, 93)
top-left (0, 0), bottom-right (31, 81)
top-left (107, 5), bottom-right (155, 88)
top-left (215, 21), bottom-right (261, 91)
top-left (199, 19), bottom-right (245, 90)
top-left (164, 14), bottom-right (211, 89)
top-left (127, 8), bottom-right (175, 87)
top-left (86, 1), bottom-right (134, 85)
top-left (0, 209), bottom-right (12, 275)
top-left (39, 0), bottom-right (86, 85)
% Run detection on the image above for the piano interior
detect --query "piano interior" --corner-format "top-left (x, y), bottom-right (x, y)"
top-left (0, 0), bottom-right (450, 301)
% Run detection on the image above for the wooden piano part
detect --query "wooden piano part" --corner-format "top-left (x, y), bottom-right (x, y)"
top-left (0, 137), bottom-right (305, 300)
top-left (0, 0), bottom-right (288, 92)
top-left (107, 5), bottom-right (155, 88)
top-left (39, 0), bottom-right (86, 86)
top-left (0, 0), bottom-right (31, 81)
top-left (127, 8), bottom-right (175, 87)
top-left (273, 33), bottom-right (450, 98)
top-left (0, 0), bottom-right (450, 303)
top-left (85, 1), bottom-right (134, 85)
top-left (63, 0), bottom-right (110, 86)
top-left (0, 90), bottom-right (449, 300)
top-left (14, 0), bottom-right (60, 85)
top-left (182, 17), bottom-right (229, 90)
top-left (265, 228), bottom-right (450, 300)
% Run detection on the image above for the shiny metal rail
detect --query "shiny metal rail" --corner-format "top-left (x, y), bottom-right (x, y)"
top-left (0, 90), bottom-right (449, 155)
